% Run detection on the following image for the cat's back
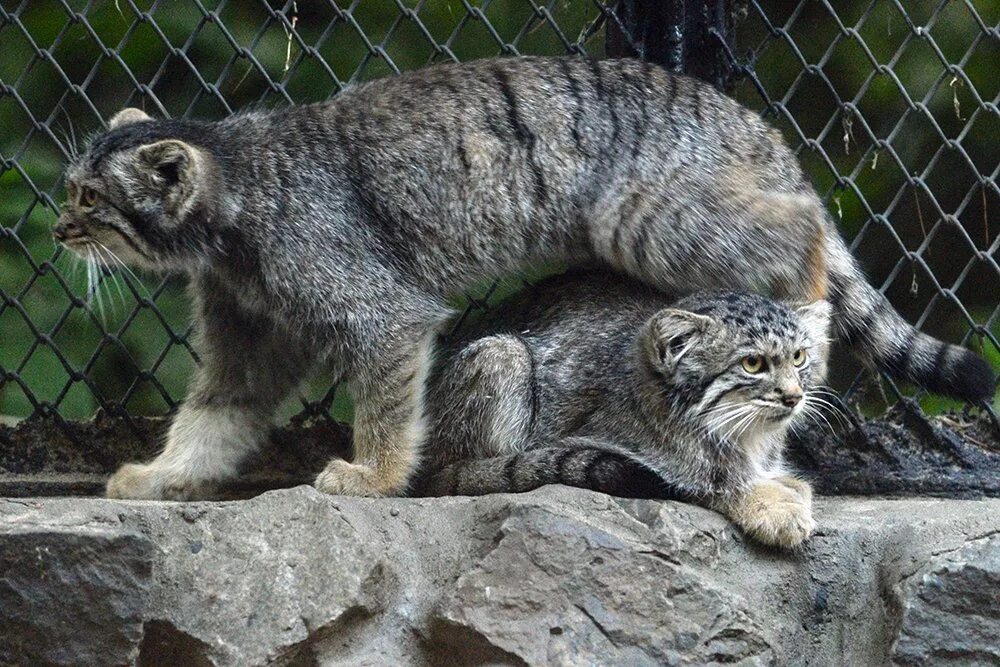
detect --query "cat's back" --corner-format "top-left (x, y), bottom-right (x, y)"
top-left (449, 271), bottom-right (668, 399)
top-left (267, 56), bottom-right (779, 170)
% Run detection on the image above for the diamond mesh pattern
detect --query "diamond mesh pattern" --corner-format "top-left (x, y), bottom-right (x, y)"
top-left (1, 0), bottom-right (996, 445)
top-left (729, 0), bottom-right (999, 420)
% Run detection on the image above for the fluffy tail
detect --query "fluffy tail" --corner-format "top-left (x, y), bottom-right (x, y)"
top-left (825, 233), bottom-right (996, 403)
top-left (414, 447), bottom-right (687, 499)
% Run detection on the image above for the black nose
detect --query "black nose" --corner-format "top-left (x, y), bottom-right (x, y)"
top-left (781, 392), bottom-right (803, 408)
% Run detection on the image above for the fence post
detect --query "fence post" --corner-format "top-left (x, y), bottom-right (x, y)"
top-left (605, 0), bottom-right (746, 92)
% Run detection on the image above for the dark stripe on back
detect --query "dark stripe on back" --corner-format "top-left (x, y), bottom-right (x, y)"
top-left (634, 213), bottom-right (654, 271)
top-left (558, 59), bottom-right (587, 154)
top-left (334, 107), bottom-right (419, 274)
top-left (631, 61), bottom-right (652, 162)
top-left (494, 67), bottom-right (548, 208)
top-left (587, 59), bottom-right (621, 147)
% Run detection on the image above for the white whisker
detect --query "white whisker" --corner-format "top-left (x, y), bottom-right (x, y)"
top-left (94, 240), bottom-right (149, 299)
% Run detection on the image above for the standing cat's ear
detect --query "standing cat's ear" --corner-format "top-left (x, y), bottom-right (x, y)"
top-left (135, 140), bottom-right (209, 217)
top-left (109, 107), bottom-right (152, 129)
top-left (643, 308), bottom-right (720, 377)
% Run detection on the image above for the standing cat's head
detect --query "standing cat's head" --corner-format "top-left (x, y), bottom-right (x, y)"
top-left (55, 108), bottom-right (226, 272)
top-left (642, 290), bottom-right (831, 443)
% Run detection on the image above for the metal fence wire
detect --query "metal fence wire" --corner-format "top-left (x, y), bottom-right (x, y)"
top-left (1, 0), bottom-right (998, 445)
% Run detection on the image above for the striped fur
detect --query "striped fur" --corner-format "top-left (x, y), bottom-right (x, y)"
top-left (54, 56), bottom-right (993, 503)
top-left (826, 239), bottom-right (996, 403)
top-left (420, 272), bottom-right (826, 547)
top-left (416, 446), bottom-right (679, 499)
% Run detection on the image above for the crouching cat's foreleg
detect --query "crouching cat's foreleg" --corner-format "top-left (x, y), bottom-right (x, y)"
top-left (713, 475), bottom-right (814, 549)
top-left (106, 284), bottom-right (308, 500)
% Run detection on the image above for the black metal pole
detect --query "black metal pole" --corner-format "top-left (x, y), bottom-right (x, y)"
top-left (606, 0), bottom-right (745, 93)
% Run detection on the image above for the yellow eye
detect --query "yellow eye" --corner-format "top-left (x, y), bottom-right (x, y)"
top-left (793, 348), bottom-right (807, 366)
top-left (741, 355), bottom-right (765, 374)
top-left (80, 187), bottom-right (99, 208)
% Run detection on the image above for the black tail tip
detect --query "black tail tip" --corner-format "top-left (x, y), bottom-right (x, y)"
top-left (933, 350), bottom-right (998, 404)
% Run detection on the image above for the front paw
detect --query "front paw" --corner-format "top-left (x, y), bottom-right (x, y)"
top-left (775, 475), bottom-right (813, 504)
top-left (315, 459), bottom-right (390, 498)
top-left (106, 463), bottom-right (212, 501)
top-left (743, 497), bottom-right (815, 549)
top-left (728, 481), bottom-right (815, 549)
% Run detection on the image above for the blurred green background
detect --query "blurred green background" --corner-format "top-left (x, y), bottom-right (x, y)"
top-left (1, 0), bottom-right (997, 427)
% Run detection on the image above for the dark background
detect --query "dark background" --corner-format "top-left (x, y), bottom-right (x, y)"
top-left (1, 0), bottom-right (997, 427)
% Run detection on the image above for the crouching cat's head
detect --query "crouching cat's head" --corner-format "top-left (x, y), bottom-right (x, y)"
top-left (642, 291), bottom-right (831, 443)
top-left (54, 108), bottom-right (226, 272)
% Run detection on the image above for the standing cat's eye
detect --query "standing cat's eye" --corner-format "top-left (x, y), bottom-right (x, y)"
top-left (80, 187), bottom-right (99, 208)
top-left (740, 355), bottom-right (765, 374)
top-left (793, 348), bottom-right (807, 366)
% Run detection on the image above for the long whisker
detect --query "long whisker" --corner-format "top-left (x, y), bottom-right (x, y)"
top-left (728, 408), bottom-right (760, 442)
top-left (704, 404), bottom-right (755, 442)
top-left (84, 248), bottom-right (106, 324)
top-left (96, 244), bottom-right (128, 311)
top-left (804, 394), bottom-right (849, 428)
top-left (702, 404), bottom-right (750, 435)
top-left (94, 240), bottom-right (149, 298)
top-left (62, 103), bottom-right (79, 160)
top-left (800, 403), bottom-right (835, 434)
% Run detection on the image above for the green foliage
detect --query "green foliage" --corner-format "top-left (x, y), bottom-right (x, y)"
top-left (1, 1), bottom-right (996, 423)
top-left (0, 0), bottom-right (605, 421)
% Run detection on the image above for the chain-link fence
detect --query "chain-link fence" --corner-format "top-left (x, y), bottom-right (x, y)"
top-left (2, 0), bottom-right (998, 453)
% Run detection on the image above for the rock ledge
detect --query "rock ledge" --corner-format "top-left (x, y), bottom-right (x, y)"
top-left (2, 488), bottom-right (999, 665)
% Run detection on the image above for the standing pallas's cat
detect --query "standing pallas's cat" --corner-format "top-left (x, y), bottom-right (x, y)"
top-left (419, 272), bottom-right (830, 548)
top-left (54, 56), bottom-right (994, 500)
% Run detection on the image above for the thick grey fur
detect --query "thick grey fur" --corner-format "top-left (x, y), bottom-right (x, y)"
top-left (54, 56), bottom-right (995, 500)
top-left (418, 270), bottom-right (828, 501)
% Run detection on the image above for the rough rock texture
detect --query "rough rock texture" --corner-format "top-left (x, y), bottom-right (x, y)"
top-left (894, 534), bottom-right (1000, 665)
top-left (3, 487), bottom-right (1000, 666)
top-left (0, 523), bottom-right (152, 665)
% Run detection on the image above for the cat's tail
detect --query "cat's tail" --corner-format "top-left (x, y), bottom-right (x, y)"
top-left (824, 229), bottom-right (996, 403)
top-left (414, 447), bottom-right (686, 499)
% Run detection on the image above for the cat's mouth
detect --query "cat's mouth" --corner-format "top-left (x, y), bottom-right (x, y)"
top-left (60, 236), bottom-right (91, 249)
top-left (751, 399), bottom-right (800, 423)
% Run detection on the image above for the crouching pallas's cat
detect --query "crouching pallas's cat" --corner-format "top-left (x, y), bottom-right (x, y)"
top-left (418, 271), bottom-right (830, 548)
top-left (53, 56), bottom-right (995, 500)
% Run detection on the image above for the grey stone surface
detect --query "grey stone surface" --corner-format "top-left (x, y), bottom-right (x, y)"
top-left (2, 487), bottom-right (1000, 666)
top-left (894, 533), bottom-right (1000, 666)
top-left (0, 521), bottom-right (153, 665)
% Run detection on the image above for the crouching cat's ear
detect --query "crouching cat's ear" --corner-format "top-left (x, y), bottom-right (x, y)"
top-left (109, 107), bottom-right (152, 129)
top-left (794, 300), bottom-right (832, 341)
top-left (134, 140), bottom-right (210, 217)
top-left (643, 308), bottom-right (720, 377)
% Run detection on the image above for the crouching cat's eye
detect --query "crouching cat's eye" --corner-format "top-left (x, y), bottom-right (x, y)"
top-left (741, 355), bottom-right (765, 374)
top-left (793, 348), bottom-right (807, 366)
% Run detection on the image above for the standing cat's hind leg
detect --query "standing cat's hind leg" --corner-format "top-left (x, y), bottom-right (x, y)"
top-left (315, 325), bottom-right (439, 497)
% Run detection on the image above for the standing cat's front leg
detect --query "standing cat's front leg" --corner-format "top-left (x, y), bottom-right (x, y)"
top-left (106, 281), bottom-right (308, 500)
top-left (315, 324), bottom-right (439, 498)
